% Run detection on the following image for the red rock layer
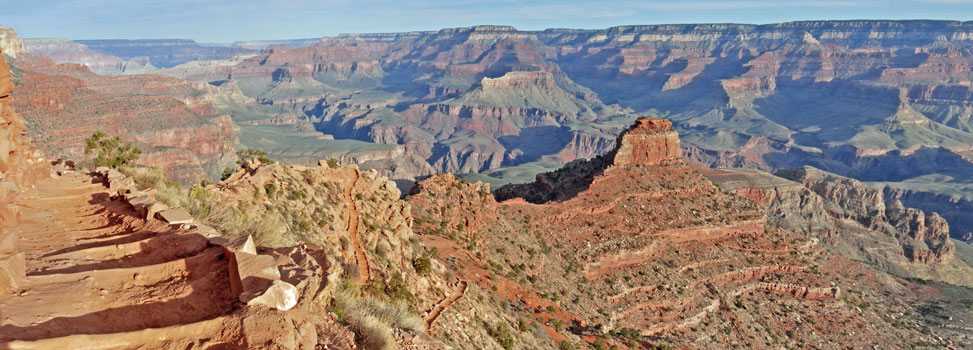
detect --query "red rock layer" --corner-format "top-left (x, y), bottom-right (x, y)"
top-left (0, 47), bottom-right (50, 293)
top-left (611, 117), bottom-right (681, 166)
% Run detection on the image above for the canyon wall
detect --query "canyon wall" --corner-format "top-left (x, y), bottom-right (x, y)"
top-left (9, 33), bottom-right (237, 183)
top-left (776, 166), bottom-right (956, 265)
top-left (0, 46), bottom-right (49, 293)
top-left (21, 21), bottom-right (973, 237)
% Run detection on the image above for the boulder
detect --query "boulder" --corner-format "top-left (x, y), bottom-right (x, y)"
top-left (145, 202), bottom-right (170, 221)
top-left (126, 194), bottom-right (156, 217)
top-left (155, 208), bottom-right (194, 225)
top-left (210, 234), bottom-right (257, 255)
top-left (229, 251), bottom-right (281, 303)
top-left (247, 280), bottom-right (299, 311)
top-left (195, 224), bottom-right (220, 238)
top-left (0, 251), bottom-right (25, 293)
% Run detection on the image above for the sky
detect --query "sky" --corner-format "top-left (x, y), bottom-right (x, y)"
top-left (3, 0), bottom-right (973, 43)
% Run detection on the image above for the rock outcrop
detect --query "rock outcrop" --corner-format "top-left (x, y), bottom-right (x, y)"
top-left (0, 26), bottom-right (25, 58)
top-left (701, 167), bottom-right (837, 240)
top-left (705, 166), bottom-right (973, 287)
top-left (776, 166), bottom-right (955, 265)
top-left (494, 117), bottom-right (679, 203)
top-left (610, 117), bottom-right (681, 166)
top-left (0, 46), bottom-right (49, 294)
top-left (209, 161), bottom-right (458, 326)
top-left (0, 168), bottom-right (354, 349)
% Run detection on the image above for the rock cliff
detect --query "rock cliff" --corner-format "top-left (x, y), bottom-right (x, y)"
top-left (0, 26), bottom-right (26, 58)
top-left (0, 46), bottom-right (49, 293)
top-left (609, 117), bottom-right (681, 166)
top-left (705, 166), bottom-right (973, 287)
top-left (494, 117), bottom-right (680, 203)
top-left (777, 166), bottom-right (956, 265)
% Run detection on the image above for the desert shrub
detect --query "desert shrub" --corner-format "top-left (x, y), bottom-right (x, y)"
top-left (123, 166), bottom-right (294, 246)
top-left (518, 318), bottom-right (530, 332)
top-left (326, 158), bottom-right (339, 168)
top-left (220, 167), bottom-right (236, 180)
top-left (333, 279), bottom-right (424, 350)
top-left (121, 167), bottom-right (185, 208)
top-left (489, 322), bottom-right (515, 350)
top-left (236, 148), bottom-right (273, 165)
top-left (365, 271), bottom-right (415, 304)
top-left (264, 183), bottom-right (278, 199)
top-left (413, 251), bottom-right (432, 276)
top-left (221, 148), bottom-right (274, 180)
top-left (84, 131), bottom-right (141, 168)
top-left (288, 189), bottom-right (306, 200)
top-left (298, 220), bottom-right (312, 231)
top-left (593, 337), bottom-right (607, 350)
top-left (559, 340), bottom-right (576, 350)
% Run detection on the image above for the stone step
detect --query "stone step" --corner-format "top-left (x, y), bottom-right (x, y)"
top-left (27, 231), bottom-right (210, 276)
top-left (0, 248), bottom-right (232, 339)
top-left (0, 316), bottom-right (238, 350)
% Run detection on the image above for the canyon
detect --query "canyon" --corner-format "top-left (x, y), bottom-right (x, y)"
top-left (3, 19), bottom-right (973, 348)
top-left (22, 21), bottom-right (973, 242)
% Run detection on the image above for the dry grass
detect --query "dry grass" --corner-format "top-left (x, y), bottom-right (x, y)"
top-left (332, 279), bottom-right (425, 350)
top-left (120, 166), bottom-right (294, 246)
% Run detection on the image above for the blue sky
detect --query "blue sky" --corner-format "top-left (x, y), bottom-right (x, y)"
top-left (3, 0), bottom-right (973, 43)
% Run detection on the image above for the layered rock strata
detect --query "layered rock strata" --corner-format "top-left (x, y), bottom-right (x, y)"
top-left (776, 166), bottom-right (955, 265)
top-left (0, 46), bottom-right (49, 294)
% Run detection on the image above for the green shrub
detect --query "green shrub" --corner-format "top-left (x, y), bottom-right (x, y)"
top-left (559, 340), bottom-right (576, 350)
top-left (489, 322), bottom-right (515, 350)
top-left (236, 148), bottom-right (273, 166)
top-left (413, 252), bottom-right (432, 276)
top-left (264, 183), bottom-right (278, 199)
top-left (593, 337), bottom-right (607, 350)
top-left (327, 158), bottom-right (339, 168)
top-left (84, 132), bottom-right (141, 168)
top-left (221, 167), bottom-right (236, 180)
top-left (518, 318), bottom-right (530, 332)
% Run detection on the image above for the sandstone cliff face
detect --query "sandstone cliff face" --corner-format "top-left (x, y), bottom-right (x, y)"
top-left (26, 39), bottom-right (259, 72)
top-left (0, 47), bottom-right (50, 293)
top-left (610, 117), bottom-right (681, 166)
top-left (21, 38), bottom-right (134, 75)
top-left (495, 117), bottom-right (680, 203)
top-left (705, 166), bottom-right (973, 288)
top-left (23, 23), bottom-right (973, 207)
top-left (701, 167), bottom-right (837, 240)
top-left (0, 26), bottom-right (25, 58)
top-left (776, 166), bottom-right (955, 265)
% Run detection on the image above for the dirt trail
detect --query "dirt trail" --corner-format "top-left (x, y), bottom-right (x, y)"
top-left (343, 169), bottom-right (371, 285)
top-left (0, 173), bottom-right (236, 346)
top-left (424, 281), bottom-right (467, 334)
top-left (553, 187), bottom-right (703, 222)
